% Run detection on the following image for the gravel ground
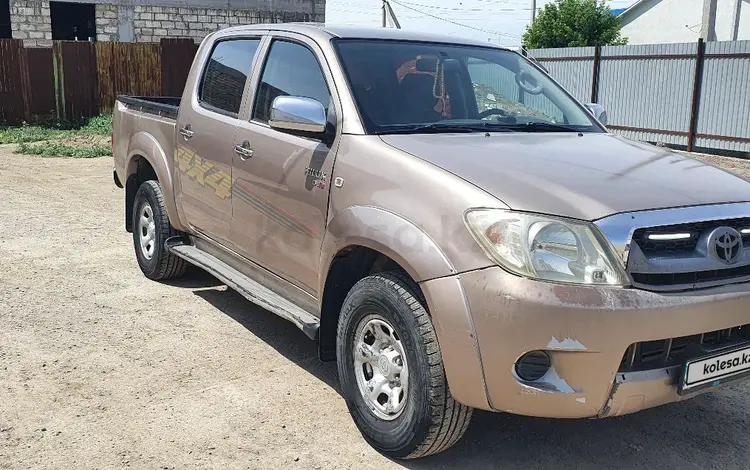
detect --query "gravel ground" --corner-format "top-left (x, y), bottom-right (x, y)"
top-left (2, 147), bottom-right (750, 469)
top-left (677, 150), bottom-right (750, 178)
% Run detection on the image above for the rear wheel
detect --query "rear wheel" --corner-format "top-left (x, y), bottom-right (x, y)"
top-left (337, 272), bottom-right (473, 459)
top-left (132, 180), bottom-right (187, 281)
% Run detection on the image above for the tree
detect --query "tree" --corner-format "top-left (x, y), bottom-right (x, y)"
top-left (523, 0), bottom-right (628, 49)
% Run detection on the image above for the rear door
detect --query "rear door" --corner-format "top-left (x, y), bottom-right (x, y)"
top-left (230, 33), bottom-right (340, 295)
top-left (175, 37), bottom-right (262, 246)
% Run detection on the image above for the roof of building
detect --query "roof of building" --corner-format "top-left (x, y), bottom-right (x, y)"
top-left (617, 0), bottom-right (658, 25)
top-left (220, 23), bottom-right (510, 49)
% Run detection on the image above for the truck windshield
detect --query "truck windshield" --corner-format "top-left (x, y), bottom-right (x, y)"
top-left (333, 39), bottom-right (603, 135)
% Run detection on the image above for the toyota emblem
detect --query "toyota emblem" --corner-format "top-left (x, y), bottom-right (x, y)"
top-left (709, 227), bottom-right (743, 265)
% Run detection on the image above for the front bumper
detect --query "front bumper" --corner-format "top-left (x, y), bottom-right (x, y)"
top-left (420, 267), bottom-right (750, 418)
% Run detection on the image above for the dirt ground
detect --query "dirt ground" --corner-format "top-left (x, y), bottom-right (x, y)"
top-left (2, 146), bottom-right (750, 469)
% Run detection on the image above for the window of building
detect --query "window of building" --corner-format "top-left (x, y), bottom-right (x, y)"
top-left (199, 39), bottom-right (261, 116)
top-left (253, 40), bottom-right (331, 123)
top-left (50, 1), bottom-right (96, 41)
top-left (0, 0), bottom-right (11, 39)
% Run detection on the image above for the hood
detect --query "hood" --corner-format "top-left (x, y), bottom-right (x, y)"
top-left (380, 132), bottom-right (750, 220)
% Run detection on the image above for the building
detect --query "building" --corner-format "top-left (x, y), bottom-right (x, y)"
top-left (2, 0), bottom-right (325, 47)
top-left (619, 0), bottom-right (749, 44)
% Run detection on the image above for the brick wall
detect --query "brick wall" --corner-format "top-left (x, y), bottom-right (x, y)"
top-left (9, 1), bottom-right (325, 46)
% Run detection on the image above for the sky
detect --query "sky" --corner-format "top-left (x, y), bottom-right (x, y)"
top-left (325, 0), bottom-right (636, 47)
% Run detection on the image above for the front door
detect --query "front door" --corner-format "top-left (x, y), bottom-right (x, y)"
top-left (230, 35), bottom-right (338, 295)
top-left (176, 38), bottom-right (261, 246)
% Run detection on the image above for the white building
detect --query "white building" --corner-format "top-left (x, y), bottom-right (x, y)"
top-left (620, 0), bottom-right (750, 44)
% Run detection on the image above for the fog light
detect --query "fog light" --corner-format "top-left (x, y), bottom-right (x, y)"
top-left (515, 350), bottom-right (551, 381)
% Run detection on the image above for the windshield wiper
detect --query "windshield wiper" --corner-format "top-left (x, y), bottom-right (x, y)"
top-left (376, 123), bottom-right (484, 135)
top-left (376, 121), bottom-right (587, 135)
top-left (499, 122), bottom-right (586, 133)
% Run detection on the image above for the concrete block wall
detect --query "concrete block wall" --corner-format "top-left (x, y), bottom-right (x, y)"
top-left (95, 3), bottom-right (119, 42)
top-left (9, 0), bottom-right (52, 47)
top-left (132, 4), bottom-right (325, 43)
top-left (8, 0), bottom-right (326, 46)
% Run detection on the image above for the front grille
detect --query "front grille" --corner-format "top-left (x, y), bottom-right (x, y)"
top-left (632, 264), bottom-right (750, 286)
top-left (629, 217), bottom-right (750, 289)
top-left (619, 324), bottom-right (750, 372)
top-left (632, 218), bottom-right (750, 255)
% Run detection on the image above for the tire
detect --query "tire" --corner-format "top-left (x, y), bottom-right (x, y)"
top-left (336, 272), bottom-right (473, 459)
top-left (132, 180), bottom-right (187, 281)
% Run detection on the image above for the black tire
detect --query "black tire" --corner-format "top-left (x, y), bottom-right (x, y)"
top-left (132, 180), bottom-right (187, 281)
top-left (336, 272), bottom-right (472, 459)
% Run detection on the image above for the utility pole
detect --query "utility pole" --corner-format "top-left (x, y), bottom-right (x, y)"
top-left (531, 0), bottom-right (537, 22)
top-left (730, 0), bottom-right (742, 41)
top-left (700, 0), bottom-right (717, 41)
top-left (382, 0), bottom-right (387, 28)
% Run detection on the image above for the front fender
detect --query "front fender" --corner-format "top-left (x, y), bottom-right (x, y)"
top-left (320, 205), bottom-right (490, 409)
top-left (320, 206), bottom-right (456, 294)
top-left (125, 132), bottom-right (187, 232)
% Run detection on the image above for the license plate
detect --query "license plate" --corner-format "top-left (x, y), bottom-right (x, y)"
top-left (680, 344), bottom-right (750, 394)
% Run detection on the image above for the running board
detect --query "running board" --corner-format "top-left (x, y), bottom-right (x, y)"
top-left (167, 242), bottom-right (320, 340)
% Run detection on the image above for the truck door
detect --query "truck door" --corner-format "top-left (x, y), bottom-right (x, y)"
top-left (175, 38), bottom-right (262, 246)
top-left (230, 34), bottom-right (339, 296)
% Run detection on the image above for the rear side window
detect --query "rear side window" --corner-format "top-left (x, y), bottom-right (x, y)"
top-left (199, 39), bottom-right (261, 116)
top-left (253, 40), bottom-right (331, 123)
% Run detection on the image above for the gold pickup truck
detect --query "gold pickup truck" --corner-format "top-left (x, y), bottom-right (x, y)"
top-left (112, 23), bottom-right (750, 459)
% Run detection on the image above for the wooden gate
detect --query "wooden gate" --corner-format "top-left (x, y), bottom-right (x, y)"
top-left (53, 41), bottom-right (100, 121)
top-left (0, 40), bottom-right (25, 124)
top-left (0, 38), bottom-right (199, 123)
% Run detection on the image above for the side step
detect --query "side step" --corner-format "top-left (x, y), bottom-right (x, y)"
top-left (167, 242), bottom-right (320, 340)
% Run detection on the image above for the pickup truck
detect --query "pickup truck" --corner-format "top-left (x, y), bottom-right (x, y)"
top-left (113, 24), bottom-right (750, 459)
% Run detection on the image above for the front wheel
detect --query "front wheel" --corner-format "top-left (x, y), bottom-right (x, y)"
top-left (336, 272), bottom-right (473, 459)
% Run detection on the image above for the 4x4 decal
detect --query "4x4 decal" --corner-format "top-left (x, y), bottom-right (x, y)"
top-left (176, 146), bottom-right (232, 200)
top-left (176, 146), bottom-right (316, 238)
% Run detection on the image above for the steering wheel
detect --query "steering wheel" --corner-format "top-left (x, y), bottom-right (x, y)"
top-left (515, 70), bottom-right (543, 95)
top-left (478, 108), bottom-right (508, 120)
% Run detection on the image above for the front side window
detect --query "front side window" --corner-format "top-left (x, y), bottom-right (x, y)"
top-left (334, 39), bottom-right (601, 135)
top-left (199, 39), bottom-right (261, 116)
top-left (253, 40), bottom-right (331, 123)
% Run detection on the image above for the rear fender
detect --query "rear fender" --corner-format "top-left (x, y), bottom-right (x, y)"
top-left (125, 131), bottom-right (187, 231)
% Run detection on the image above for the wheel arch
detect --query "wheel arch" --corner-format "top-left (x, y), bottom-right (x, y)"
top-left (317, 206), bottom-right (490, 410)
top-left (124, 132), bottom-right (186, 232)
top-left (317, 206), bottom-right (456, 361)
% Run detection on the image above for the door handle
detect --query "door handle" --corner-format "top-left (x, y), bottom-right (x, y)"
top-left (234, 140), bottom-right (254, 160)
top-left (179, 125), bottom-right (194, 140)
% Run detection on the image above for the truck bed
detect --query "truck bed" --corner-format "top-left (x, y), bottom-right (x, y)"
top-left (112, 95), bottom-right (180, 193)
top-left (117, 95), bottom-right (181, 120)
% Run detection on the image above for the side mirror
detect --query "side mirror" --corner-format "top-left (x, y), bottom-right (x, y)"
top-left (584, 103), bottom-right (608, 125)
top-left (269, 96), bottom-right (327, 134)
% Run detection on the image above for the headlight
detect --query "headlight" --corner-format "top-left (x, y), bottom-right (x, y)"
top-left (464, 209), bottom-right (627, 286)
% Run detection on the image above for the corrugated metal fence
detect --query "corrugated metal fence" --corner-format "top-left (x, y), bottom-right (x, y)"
top-left (530, 40), bottom-right (750, 154)
top-left (0, 38), bottom-right (198, 124)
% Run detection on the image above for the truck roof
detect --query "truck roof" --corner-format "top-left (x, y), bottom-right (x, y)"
top-left (220, 23), bottom-right (510, 50)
